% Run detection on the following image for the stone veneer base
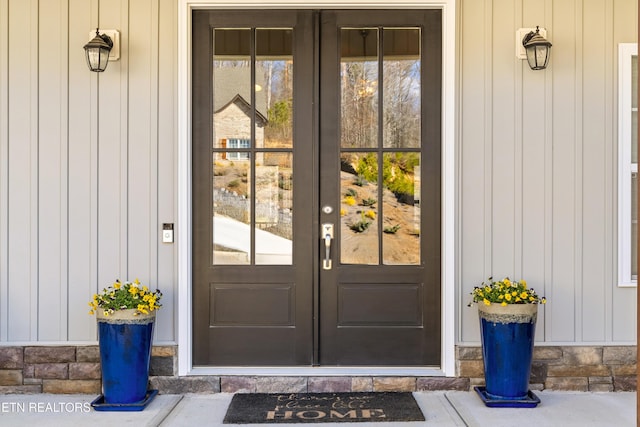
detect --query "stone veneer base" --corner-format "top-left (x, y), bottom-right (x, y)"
top-left (0, 345), bottom-right (635, 394)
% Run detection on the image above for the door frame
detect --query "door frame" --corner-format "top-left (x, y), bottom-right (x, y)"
top-left (177, 0), bottom-right (457, 376)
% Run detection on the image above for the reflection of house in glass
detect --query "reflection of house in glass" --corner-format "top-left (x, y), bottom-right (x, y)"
top-left (212, 67), bottom-right (267, 164)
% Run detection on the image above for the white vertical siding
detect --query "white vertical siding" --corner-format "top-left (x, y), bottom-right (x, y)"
top-left (0, 0), bottom-right (176, 343)
top-left (491, 0), bottom-right (517, 277)
top-left (459, 0), bottom-right (638, 344)
top-left (38, 0), bottom-right (69, 341)
top-left (156, 0), bottom-right (178, 342)
top-left (129, 0), bottom-right (153, 287)
top-left (0, 0), bottom-right (9, 342)
top-left (581, 0), bottom-right (611, 342)
top-left (611, 0), bottom-right (638, 342)
top-left (458, 0), bottom-right (491, 343)
top-left (5, 0), bottom-right (40, 341)
top-left (67, 0), bottom-right (95, 341)
top-left (550, 0), bottom-right (580, 342)
top-left (97, 0), bottom-right (127, 292)
top-left (521, 0), bottom-right (550, 341)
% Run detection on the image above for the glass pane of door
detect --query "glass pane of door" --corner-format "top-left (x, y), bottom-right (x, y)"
top-left (339, 27), bottom-right (421, 266)
top-left (211, 28), bottom-right (294, 266)
top-left (340, 28), bottom-right (378, 149)
top-left (383, 28), bottom-right (421, 148)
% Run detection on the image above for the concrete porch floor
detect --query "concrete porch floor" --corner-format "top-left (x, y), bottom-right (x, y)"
top-left (0, 391), bottom-right (635, 426)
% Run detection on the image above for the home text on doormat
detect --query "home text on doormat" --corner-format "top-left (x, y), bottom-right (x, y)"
top-left (222, 392), bottom-right (425, 424)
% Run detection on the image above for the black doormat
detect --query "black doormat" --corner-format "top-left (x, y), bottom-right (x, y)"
top-left (223, 392), bottom-right (425, 424)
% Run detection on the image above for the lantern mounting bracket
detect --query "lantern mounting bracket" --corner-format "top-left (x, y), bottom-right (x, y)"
top-left (88, 29), bottom-right (120, 61)
top-left (516, 27), bottom-right (547, 59)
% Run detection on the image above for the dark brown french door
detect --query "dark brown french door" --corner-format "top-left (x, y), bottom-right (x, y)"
top-left (192, 9), bottom-right (441, 367)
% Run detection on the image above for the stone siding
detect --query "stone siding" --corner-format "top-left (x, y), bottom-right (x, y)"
top-left (0, 345), bottom-right (176, 394)
top-left (457, 345), bottom-right (637, 392)
top-left (0, 345), bottom-right (635, 394)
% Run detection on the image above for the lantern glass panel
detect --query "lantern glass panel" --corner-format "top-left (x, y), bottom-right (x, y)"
top-left (85, 46), bottom-right (110, 71)
top-left (526, 45), bottom-right (549, 70)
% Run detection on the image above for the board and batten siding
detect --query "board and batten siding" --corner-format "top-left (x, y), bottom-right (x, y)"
top-left (0, 0), bottom-right (637, 349)
top-left (0, 0), bottom-right (177, 343)
top-left (459, 0), bottom-right (638, 344)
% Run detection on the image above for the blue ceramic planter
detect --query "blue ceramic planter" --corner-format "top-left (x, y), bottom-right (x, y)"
top-left (96, 310), bottom-right (155, 404)
top-left (478, 304), bottom-right (537, 400)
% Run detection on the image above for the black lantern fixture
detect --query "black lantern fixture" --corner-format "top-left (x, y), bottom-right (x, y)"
top-left (83, 28), bottom-right (113, 72)
top-left (522, 26), bottom-right (552, 70)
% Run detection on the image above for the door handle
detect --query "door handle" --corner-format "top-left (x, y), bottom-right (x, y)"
top-left (322, 223), bottom-right (334, 270)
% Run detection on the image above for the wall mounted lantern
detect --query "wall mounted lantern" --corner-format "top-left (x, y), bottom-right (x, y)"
top-left (518, 26), bottom-right (552, 70)
top-left (83, 28), bottom-right (120, 72)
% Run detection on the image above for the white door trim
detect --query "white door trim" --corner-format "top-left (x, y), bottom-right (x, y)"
top-left (177, 0), bottom-right (457, 376)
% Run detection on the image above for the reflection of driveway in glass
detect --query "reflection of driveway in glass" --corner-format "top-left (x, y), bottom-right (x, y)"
top-left (213, 215), bottom-right (292, 264)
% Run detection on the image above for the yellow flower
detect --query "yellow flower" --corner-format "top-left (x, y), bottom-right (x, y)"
top-left (470, 277), bottom-right (545, 306)
top-left (88, 279), bottom-right (162, 316)
top-left (501, 301), bottom-right (507, 306)
top-left (365, 210), bottom-right (376, 219)
top-left (483, 298), bottom-right (491, 306)
top-left (343, 196), bottom-right (356, 206)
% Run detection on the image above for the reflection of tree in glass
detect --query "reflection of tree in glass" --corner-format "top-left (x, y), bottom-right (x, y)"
top-left (383, 60), bottom-right (421, 148)
top-left (340, 54), bottom-right (421, 148)
top-left (341, 61), bottom-right (379, 148)
top-left (260, 60), bottom-right (293, 144)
